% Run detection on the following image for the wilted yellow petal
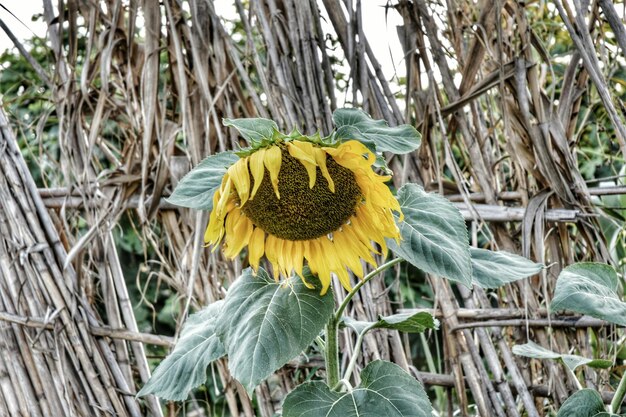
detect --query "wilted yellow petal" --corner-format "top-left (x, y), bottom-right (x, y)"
top-left (265, 234), bottom-right (281, 280)
top-left (288, 142), bottom-right (317, 188)
top-left (320, 237), bottom-right (352, 291)
top-left (332, 228), bottom-right (364, 278)
top-left (222, 208), bottom-right (250, 258)
top-left (249, 148), bottom-right (266, 200)
top-left (287, 141), bottom-right (316, 165)
top-left (227, 157), bottom-right (250, 207)
top-left (292, 241), bottom-right (305, 279)
top-left (313, 148), bottom-right (334, 192)
top-left (308, 239), bottom-right (331, 295)
top-left (340, 223), bottom-right (377, 267)
top-left (248, 227), bottom-right (265, 270)
top-left (264, 145), bottom-right (282, 198)
top-left (215, 177), bottom-right (233, 216)
top-left (204, 212), bottom-right (222, 245)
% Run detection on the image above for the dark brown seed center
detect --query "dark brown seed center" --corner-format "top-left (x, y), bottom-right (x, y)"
top-left (241, 148), bottom-right (361, 240)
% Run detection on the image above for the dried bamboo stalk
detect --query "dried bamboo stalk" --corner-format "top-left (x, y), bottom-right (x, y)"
top-left (0, 109), bottom-right (149, 416)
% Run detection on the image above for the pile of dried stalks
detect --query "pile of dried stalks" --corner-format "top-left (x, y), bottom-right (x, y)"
top-left (0, 0), bottom-right (624, 416)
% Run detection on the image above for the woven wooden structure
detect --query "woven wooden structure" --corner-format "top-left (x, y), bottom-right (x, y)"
top-left (0, 0), bottom-right (624, 416)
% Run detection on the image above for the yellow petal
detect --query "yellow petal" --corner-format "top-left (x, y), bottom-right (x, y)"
top-left (313, 148), bottom-right (334, 192)
top-left (205, 182), bottom-right (237, 247)
top-left (276, 239), bottom-right (293, 277)
top-left (351, 209), bottom-right (387, 255)
top-left (204, 213), bottom-right (222, 245)
top-left (215, 176), bottom-right (233, 217)
top-left (265, 234), bottom-right (281, 280)
top-left (227, 157), bottom-right (250, 207)
top-left (248, 227), bottom-right (265, 270)
top-left (320, 237), bottom-right (351, 291)
top-left (325, 140), bottom-right (376, 172)
top-left (341, 222), bottom-right (377, 267)
top-left (205, 190), bottom-right (224, 244)
top-left (332, 228), bottom-right (364, 278)
top-left (293, 241), bottom-right (314, 288)
top-left (308, 239), bottom-right (332, 295)
top-left (292, 241), bottom-right (305, 279)
top-left (223, 208), bottom-right (254, 258)
top-left (287, 141), bottom-right (317, 165)
top-left (249, 148), bottom-right (266, 200)
top-left (288, 142), bottom-right (317, 188)
top-left (264, 145), bottom-right (282, 199)
top-left (303, 240), bottom-right (317, 274)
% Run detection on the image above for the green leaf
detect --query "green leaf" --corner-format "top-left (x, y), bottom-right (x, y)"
top-left (556, 389), bottom-right (605, 417)
top-left (137, 301), bottom-right (226, 400)
top-left (282, 360), bottom-right (433, 417)
top-left (342, 311), bottom-right (438, 335)
top-left (215, 268), bottom-right (334, 393)
top-left (333, 108), bottom-right (421, 154)
top-left (166, 152), bottom-right (238, 210)
top-left (341, 316), bottom-right (373, 334)
top-left (551, 263), bottom-right (626, 326)
top-left (512, 341), bottom-right (612, 371)
top-left (470, 248), bottom-right (543, 288)
top-left (388, 184), bottom-right (472, 287)
top-left (375, 311), bottom-right (439, 333)
top-left (223, 117), bottom-right (279, 147)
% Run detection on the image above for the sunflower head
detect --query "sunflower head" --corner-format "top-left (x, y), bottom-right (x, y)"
top-left (204, 134), bottom-right (402, 295)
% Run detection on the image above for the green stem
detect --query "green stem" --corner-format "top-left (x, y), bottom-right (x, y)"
top-left (611, 370), bottom-right (626, 413)
top-left (325, 257), bottom-right (402, 389)
top-left (343, 324), bottom-right (376, 383)
top-left (325, 316), bottom-right (340, 388)
top-left (335, 257), bottom-right (403, 320)
top-left (568, 366), bottom-right (583, 391)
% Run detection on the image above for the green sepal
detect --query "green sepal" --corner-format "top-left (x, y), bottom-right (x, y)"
top-left (223, 117), bottom-right (279, 147)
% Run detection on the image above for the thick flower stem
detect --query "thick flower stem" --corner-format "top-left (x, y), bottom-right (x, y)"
top-left (325, 316), bottom-right (340, 388)
top-left (610, 370), bottom-right (626, 413)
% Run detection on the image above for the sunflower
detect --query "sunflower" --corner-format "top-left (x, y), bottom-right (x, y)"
top-left (205, 137), bottom-right (402, 294)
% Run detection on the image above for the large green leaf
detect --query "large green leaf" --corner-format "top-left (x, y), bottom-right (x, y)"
top-left (137, 301), bottom-right (226, 400)
top-left (223, 117), bottom-right (278, 147)
top-left (551, 263), bottom-right (626, 326)
top-left (215, 268), bottom-right (334, 393)
top-left (333, 108), bottom-right (421, 154)
top-left (556, 389), bottom-right (605, 417)
top-left (388, 184), bottom-right (472, 287)
top-left (282, 361), bottom-right (433, 417)
top-left (166, 152), bottom-right (238, 210)
top-left (470, 248), bottom-right (543, 288)
top-left (512, 341), bottom-right (612, 371)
